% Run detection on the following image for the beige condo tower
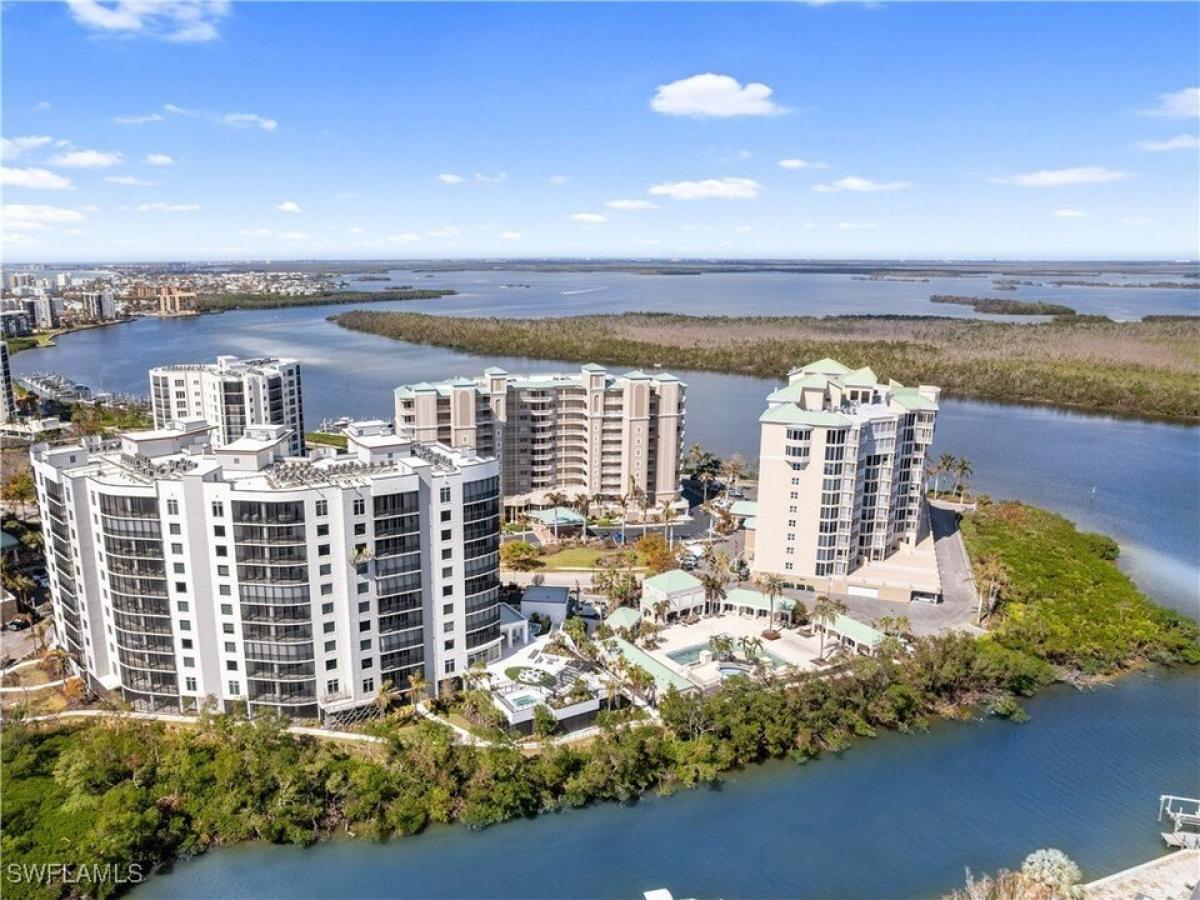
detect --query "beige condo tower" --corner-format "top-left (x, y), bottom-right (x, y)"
top-left (394, 364), bottom-right (685, 513)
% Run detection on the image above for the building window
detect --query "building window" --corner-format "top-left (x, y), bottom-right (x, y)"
top-left (216, 545), bottom-right (228, 557)
top-left (323, 622), bottom-right (335, 634)
top-left (228, 681), bottom-right (240, 695)
top-left (444, 660), bottom-right (456, 675)
top-left (319, 544), bottom-right (330, 556)
top-left (326, 679), bottom-right (339, 694)
top-left (353, 498), bottom-right (366, 516)
top-left (441, 529), bottom-right (452, 541)
top-left (320, 563), bottom-right (331, 576)
top-left (441, 548), bottom-right (452, 560)
top-left (222, 623), bottom-right (235, 635)
top-left (183, 656), bottom-right (194, 668)
top-left (356, 582), bottom-right (369, 595)
top-left (220, 603), bottom-right (233, 615)
top-left (212, 502), bottom-right (224, 517)
top-left (167, 499), bottom-right (179, 515)
top-left (444, 639), bottom-right (455, 651)
top-left (442, 585), bottom-right (453, 597)
top-left (217, 564), bottom-right (229, 576)
top-left (214, 525), bottom-right (226, 537)
top-left (362, 677), bottom-right (375, 693)
top-left (172, 543), bottom-right (183, 554)
top-left (169, 523), bottom-right (181, 535)
top-left (321, 601), bottom-right (334, 615)
top-left (440, 486), bottom-right (451, 503)
top-left (359, 620), bottom-right (371, 633)
top-left (321, 583), bottom-right (333, 596)
top-left (440, 509), bottom-right (452, 522)
top-left (317, 524), bottom-right (329, 537)
top-left (315, 499), bottom-right (328, 516)
top-left (226, 660), bottom-right (238, 671)
top-left (326, 659), bottom-right (337, 671)
top-left (173, 562), bottom-right (185, 574)
top-left (441, 566), bottom-right (453, 578)
top-left (325, 640), bottom-right (336, 652)
top-left (177, 600), bottom-right (189, 612)
top-left (185, 677), bottom-right (197, 691)
top-left (219, 585), bottom-right (231, 596)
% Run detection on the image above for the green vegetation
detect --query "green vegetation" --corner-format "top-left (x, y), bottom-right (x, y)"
top-left (930, 295), bottom-right (1078, 316)
top-left (961, 499), bottom-right (1200, 674)
top-left (945, 848), bottom-right (1084, 900)
top-left (305, 431), bottom-right (348, 449)
top-left (329, 311), bottom-right (1200, 420)
top-left (69, 403), bottom-right (154, 435)
top-left (193, 288), bottom-right (456, 312)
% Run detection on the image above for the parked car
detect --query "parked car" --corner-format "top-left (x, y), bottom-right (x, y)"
top-left (727, 488), bottom-right (744, 499)
top-left (6, 619), bottom-right (31, 632)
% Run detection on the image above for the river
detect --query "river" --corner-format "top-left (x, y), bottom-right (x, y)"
top-left (8, 286), bottom-right (1198, 897)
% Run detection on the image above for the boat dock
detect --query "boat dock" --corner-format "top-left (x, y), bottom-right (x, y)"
top-left (1160, 795), bottom-right (1200, 849)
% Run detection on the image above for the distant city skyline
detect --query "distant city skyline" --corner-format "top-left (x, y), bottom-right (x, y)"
top-left (2, 1), bottom-right (1198, 262)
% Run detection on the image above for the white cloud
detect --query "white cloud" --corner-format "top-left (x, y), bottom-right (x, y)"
top-left (114, 113), bottom-right (164, 125)
top-left (778, 158), bottom-right (828, 169)
top-left (648, 177), bottom-right (761, 200)
top-left (35, 101), bottom-right (51, 111)
top-left (570, 212), bottom-right (608, 223)
top-left (137, 202), bottom-right (201, 212)
top-left (164, 103), bottom-right (278, 131)
top-left (437, 173), bottom-right (464, 184)
top-left (105, 175), bottom-right (154, 186)
top-left (427, 226), bottom-right (462, 238)
top-left (499, 231), bottom-right (522, 240)
top-left (2, 232), bottom-right (40, 245)
top-left (1, 135), bottom-right (55, 159)
top-left (1053, 208), bottom-right (1087, 218)
top-left (223, 112), bottom-right (278, 131)
top-left (144, 153), bottom-right (176, 166)
top-left (836, 221), bottom-right (878, 230)
top-left (2, 166), bottom-right (74, 190)
top-left (278, 231), bottom-right (309, 241)
top-left (605, 199), bottom-right (658, 210)
top-left (348, 226), bottom-right (364, 234)
top-left (276, 201), bottom-right (302, 213)
top-left (650, 73), bottom-right (787, 118)
top-left (1139, 87), bottom-right (1200, 119)
top-left (5, 204), bottom-right (86, 226)
top-left (813, 175), bottom-right (910, 193)
top-left (47, 149), bottom-right (124, 168)
top-left (239, 228), bottom-right (273, 237)
top-left (66, 0), bottom-right (231, 43)
top-left (1135, 134), bottom-right (1199, 152)
top-left (990, 166), bottom-right (1130, 187)
top-left (474, 172), bottom-right (508, 184)
top-left (548, 175), bottom-right (569, 186)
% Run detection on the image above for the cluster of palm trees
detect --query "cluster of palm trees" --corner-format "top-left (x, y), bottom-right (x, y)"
top-left (927, 453), bottom-right (974, 501)
top-left (812, 594), bottom-right (848, 662)
top-left (975, 554), bottom-right (1009, 625)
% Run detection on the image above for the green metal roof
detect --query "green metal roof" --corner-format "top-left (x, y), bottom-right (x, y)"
top-left (581, 363), bottom-right (607, 372)
top-left (605, 606), bottom-right (642, 630)
top-left (743, 517), bottom-right (758, 530)
top-left (610, 637), bottom-right (696, 694)
top-left (795, 357), bottom-right (851, 376)
top-left (653, 372), bottom-right (681, 382)
top-left (1, 531), bottom-right (20, 552)
top-left (483, 366), bottom-right (508, 375)
top-left (759, 406), bottom-right (851, 427)
top-left (841, 366), bottom-right (878, 387)
top-left (725, 587), bottom-right (795, 612)
top-left (622, 370), bottom-right (650, 381)
top-left (892, 387), bottom-right (938, 411)
top-left (448, 376), bottom-right (478, 387)
top-left (642, 569), bottom-right (703, 595)
top-left (729, 500), bottom-right (758, 517)
top-left (530, 506), bottom-right (586, 526)
top-left (829, 613), bottom-right (884, 648)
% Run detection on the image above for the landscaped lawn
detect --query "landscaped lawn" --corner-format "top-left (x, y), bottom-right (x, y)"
top-left (537, 546), bottom-right (646, 570)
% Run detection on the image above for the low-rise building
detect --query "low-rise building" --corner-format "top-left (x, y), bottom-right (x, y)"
top-left (640, 569), bottom-right (705, 622)
top-left (519, 584), bottom-right (573, 627)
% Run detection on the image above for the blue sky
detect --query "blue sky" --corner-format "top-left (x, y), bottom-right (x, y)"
top-left (2, 1), bottom-right (1198, 262)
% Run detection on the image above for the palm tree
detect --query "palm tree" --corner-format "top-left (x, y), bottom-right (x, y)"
top-left (374, 678), bottom-right (400, 714)
top-left (652, 598), bottom-right (670, 624)
top-left (707, 633), bottom-right (735, 661)
top-left (2, 571), bottom-right (36, 613)
top-left (936, 453), bottom-right (955, 499)
top-left (544, 490), bottom-right (569, 541)
top-left (954, 457), bottom-right (974, 501)
top-left (406, 670), bottom-right (428, 707)
top-left (739, 634), bottom-right (763, 661)
top-left (976, 553), bottom-right (1008, 624)
top-left (722, 454), bottom-right (745, 490)
top-left (755, 572), bottom-right (787, 637)
top-left (813, 594), bottom-right (848, 661)
top-left (573, 493), bottom-right (591, 540)
top-left (700, 572), bottom-right (727, 616)
top-left (660, 498), bottom-right (677, 549)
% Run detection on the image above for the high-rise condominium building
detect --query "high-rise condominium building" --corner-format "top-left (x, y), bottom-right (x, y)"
top-left (751, 358), bottom-right (939, 601)
top-left (80, 291), bottom-right (116, 321)
top-left (30, 419), bottom-right (502, 721)
top-left (394, 364), bottom-right (686, 510)
top-left (149, 356), bottom-right (306, 457)
top-left (0, 341), bottom-right (15, 424)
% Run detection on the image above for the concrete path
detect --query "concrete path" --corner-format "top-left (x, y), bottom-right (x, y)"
top-left (929, 501), bottom-right (979, 611)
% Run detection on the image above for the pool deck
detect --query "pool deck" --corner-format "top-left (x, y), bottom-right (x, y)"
top-left (1084, 849), bottom-right (1198, 899)
top-left (649, 615), bottom-right (826, 687)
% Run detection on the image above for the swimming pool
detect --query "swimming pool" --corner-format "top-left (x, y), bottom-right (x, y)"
top-left (666, 643), bottom-right (788, 668)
